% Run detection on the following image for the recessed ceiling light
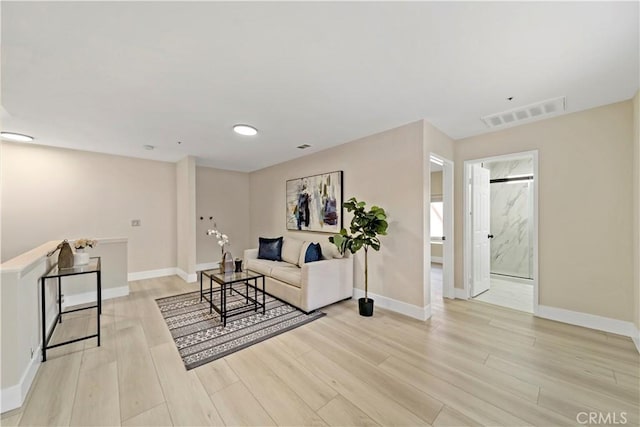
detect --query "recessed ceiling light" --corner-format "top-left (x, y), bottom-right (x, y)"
top-left (143, 145), bottom-right (155, 150)
top-left (233, 124), bottom-right (258, 136)
top-left (1, 132), bottom-right (34, 142)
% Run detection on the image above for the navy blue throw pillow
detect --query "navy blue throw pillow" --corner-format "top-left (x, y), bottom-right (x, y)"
top-left (258, 237), bottom-right (283, 261)
top-left (304, 243), bottom-right (322, 263)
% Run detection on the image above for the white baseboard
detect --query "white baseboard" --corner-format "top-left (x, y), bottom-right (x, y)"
top-left (454, 287), bottom-right (468, 299)
top-left (631, 325), bottom-right (640, 353)
top-left (537, 305), bottom-right (638, 344)
top-left (176, 268), bottom-right (197, 283)
top-left (1, 343), bottom-right (41, 413)
top-left (195, 262), bottom-right (219, 271)
top-left (352, 288), bottom-right (431, 321)
top-left (64, 285), bottom-right (130, 308)
top-left (128, 267), bottom-right (199, 283)
top-left (128, 267), bottom-right (177, 282)
top-left (431, 257), bottom-right (443, 264)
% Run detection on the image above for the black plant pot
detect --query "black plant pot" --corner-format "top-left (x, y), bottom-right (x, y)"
top-left (358, 297), bottom-right (374, 317)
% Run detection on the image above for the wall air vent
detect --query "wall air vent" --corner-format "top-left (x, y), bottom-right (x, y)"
top-left (297, 144), bottom-right (311, 149)
top-left (481, 96), bottom-right (566, 129)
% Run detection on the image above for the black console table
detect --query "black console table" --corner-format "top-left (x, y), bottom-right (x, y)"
top-left (40, 257), bottom-right (101, 361)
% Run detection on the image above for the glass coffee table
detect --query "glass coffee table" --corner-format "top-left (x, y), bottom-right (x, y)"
top-left (199, 269), bottom-right (266, 327)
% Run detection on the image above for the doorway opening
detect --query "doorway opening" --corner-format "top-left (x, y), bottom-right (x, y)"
top-left (463, 151), bottom-right (538, 314)
top-left (429, 154), bottom-right (454, 310)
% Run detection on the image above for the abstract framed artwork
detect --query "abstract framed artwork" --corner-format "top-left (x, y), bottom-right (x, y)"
top-left (286, 171), bottom-right (343, 233)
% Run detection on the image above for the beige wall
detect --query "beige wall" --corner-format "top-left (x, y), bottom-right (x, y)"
top-left (633, 91), bottom-right (640, 331)
top-left (195, 166), bottom-right (251, 265)
top-left (454, 101), bottom-right (634, 321)
top-left (430, 171), bottom-right (443, 198)
top-left (0, 142), bottom-right (176, 272)
top-left (250, 121), bottom-right (427, 307)
top-left (176, 156), bottom-right (196, 277)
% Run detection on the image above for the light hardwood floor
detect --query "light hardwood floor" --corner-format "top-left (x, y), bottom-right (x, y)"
top-left (2, 274), bottom-right (639, 426)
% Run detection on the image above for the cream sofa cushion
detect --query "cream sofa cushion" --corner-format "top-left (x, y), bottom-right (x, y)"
top-left (246, 258), bottom-right (281, 276)
top-left (319, 240), bottom-right (343, 260)
top-left (271, 265), bottom-right (302, 288)
top-left (281, 237), bottom-right (304, 265)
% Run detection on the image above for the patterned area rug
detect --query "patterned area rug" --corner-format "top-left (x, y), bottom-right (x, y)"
top-left (156, 286), bottom-right (325, 370)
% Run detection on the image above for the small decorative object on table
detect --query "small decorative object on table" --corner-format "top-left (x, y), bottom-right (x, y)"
top-left (46, 240), bottom-right (75, 269)
top-left (73, 238), bottom-right (97, 266)
top-left (207, 222), bottom-right (233, 273)
top-left (234, 258), bottom-right (243, 273)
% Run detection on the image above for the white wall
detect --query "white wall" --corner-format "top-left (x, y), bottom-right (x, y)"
top-left (0, 142), bottom-right (177, 273)
top-left (423, 121), bottom-right (456, 305)
top-left (195, 166), bottom-right (251, 265)
top-left (454, 101), bottom-right (634, 322)
top-left (176, 156), bottom-right (197, 280)
top-left (633, 90), bottom-right (640, 336)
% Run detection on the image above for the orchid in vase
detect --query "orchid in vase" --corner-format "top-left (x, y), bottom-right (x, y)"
top-left (206, 226), bottom-right (229, 256)
top-left (207, 223), bottom-right (233, 273)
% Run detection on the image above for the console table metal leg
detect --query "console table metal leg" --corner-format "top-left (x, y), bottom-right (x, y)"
top-left (97, 271), bottom-right (101, 346)
top-left (41, 278), bottom-right (47, 362)
top-left (200, 272), bottom-right (203, 302)
top-left (58, 277), bottom-right (62, 323)
top-left (97, 270), bottom-right (102, 315)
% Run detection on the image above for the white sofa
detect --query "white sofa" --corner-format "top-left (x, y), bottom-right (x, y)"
top-left (244, 237), bottom-right (353, 312)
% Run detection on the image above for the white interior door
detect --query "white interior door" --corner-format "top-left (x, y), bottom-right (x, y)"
top-left (471, 164), bottom-right (491, 297)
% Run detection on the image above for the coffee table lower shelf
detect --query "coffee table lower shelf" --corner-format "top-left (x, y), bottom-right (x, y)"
top-left (199, 269), bottom-right (266, 327)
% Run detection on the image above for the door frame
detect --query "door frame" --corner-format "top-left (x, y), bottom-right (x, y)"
top-left (470, 163), bottom-right (491, 298)
top-left (428, 153), bottom-right (454, 300)
top-left (463, 150), bottom-right (539, 315)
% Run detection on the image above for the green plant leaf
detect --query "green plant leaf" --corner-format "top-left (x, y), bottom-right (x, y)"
top-left (339, 197), bottom-right (388, 254)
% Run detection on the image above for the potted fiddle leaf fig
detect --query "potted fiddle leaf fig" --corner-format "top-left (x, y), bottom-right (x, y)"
top-left (329, 197), bottom-right (388, 316)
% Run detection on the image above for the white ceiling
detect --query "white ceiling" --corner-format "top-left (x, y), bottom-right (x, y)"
top-left (2, 2), bottom-right (638, 172)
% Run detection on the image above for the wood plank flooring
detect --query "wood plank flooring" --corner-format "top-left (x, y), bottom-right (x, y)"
top-left (2, 273), bottom-right (638, 426)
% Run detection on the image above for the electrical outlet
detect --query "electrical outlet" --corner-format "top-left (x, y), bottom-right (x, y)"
top-left (131, 219), bottom-right (141, 227)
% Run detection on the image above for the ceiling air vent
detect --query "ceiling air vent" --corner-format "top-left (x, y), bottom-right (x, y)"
top-left (481, 96), bottom-right (566, 129)
top-left (297, 144), bottom-right (311, 149)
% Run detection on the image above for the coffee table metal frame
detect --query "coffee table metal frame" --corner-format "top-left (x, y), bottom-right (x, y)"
top-left (199, 269), bottom-right (266, 327)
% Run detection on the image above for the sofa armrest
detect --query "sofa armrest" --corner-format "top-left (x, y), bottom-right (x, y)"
top-left (244, 248), bottom-right (259, 261)
top-left (300, 257), bottom-right (354, 311)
